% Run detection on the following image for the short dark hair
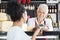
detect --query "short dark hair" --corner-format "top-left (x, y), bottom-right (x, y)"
top-left (7, 1), bottom-right (25, 22)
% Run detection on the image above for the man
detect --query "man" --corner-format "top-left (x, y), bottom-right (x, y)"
top-left (7, 1), bottom-right (42, 40)
top-left (27, 4), bottom-right (53, 31)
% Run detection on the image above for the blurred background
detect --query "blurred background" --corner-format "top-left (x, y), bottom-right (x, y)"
top-left (0, 0), bottom-right (60, 40)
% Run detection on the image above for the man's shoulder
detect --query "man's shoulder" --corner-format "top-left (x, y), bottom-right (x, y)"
top-left (45, 18), bottom-right (52, 23)
top-left (45, 18), bottom-right (52, 21)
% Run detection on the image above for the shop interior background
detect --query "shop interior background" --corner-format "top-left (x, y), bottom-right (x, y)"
top-left (0, 0), bottom-right (60, 40)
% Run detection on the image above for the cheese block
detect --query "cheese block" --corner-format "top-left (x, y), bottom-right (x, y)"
top-left (0, 21), bottom-right (13, 32)
top-left (0, 13), bottom-right (8, 21)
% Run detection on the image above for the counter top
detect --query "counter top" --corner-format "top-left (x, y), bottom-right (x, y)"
top-left (0, 31), bottom-right (60, 39)
top-left (0, 35), bottom-right (59, 39)
top-left (0, 31), bottom-right (60, 36)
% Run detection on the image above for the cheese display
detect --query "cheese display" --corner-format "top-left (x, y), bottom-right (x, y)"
top-left (0, 21), bottom-right (13, 32)
top-left (0, 13), bottom-right (8, 21)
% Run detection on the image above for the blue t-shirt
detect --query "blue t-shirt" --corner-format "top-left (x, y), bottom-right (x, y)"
top-left (7, 26), bottom-right (31, 40)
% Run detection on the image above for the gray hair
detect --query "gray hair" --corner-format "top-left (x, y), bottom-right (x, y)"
top-left (38, 4), bottom-right (48, 14)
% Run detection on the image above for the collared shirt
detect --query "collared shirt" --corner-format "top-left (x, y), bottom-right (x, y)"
top-left (27, 17), bottom-right (53, 31)
top-left (7, 26), bottom-right (31, 40)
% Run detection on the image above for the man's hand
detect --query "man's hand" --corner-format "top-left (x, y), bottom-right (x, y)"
top-left (33, 29), bottom-right (43, 36)
top-left (32, 21), bottom-right (39, 32)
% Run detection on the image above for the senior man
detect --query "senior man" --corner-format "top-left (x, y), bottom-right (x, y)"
top-left (27, 4), bottom-right (53, 32)
top-left (27, 4), bottom-right (53, 40)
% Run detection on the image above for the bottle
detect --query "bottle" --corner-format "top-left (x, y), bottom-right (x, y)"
top-left (55, 9), bottom-right (57, 13)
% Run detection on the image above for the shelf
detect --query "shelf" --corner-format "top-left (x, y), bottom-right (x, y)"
top-left (1, 1), bottom-right (8, 3)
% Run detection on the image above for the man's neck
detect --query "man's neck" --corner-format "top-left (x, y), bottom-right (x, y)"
top-left (13, 21), bottom-right (23, 28)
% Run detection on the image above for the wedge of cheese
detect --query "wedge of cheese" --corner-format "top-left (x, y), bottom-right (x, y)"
top-left (0, 21), bottom-right (13, 32)
top-left (0, 13), bottom-right (8, 21)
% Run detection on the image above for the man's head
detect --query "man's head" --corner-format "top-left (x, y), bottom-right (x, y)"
top-left (37, 4), bottom-right (48, 21)
top-left (7, 1), bottom-right (27, 23)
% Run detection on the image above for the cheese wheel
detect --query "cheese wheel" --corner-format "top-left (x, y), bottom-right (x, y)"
top-left (0, 21), bottom-right (13, 32)
top-left (0, 13), bottom-right (8, 21)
